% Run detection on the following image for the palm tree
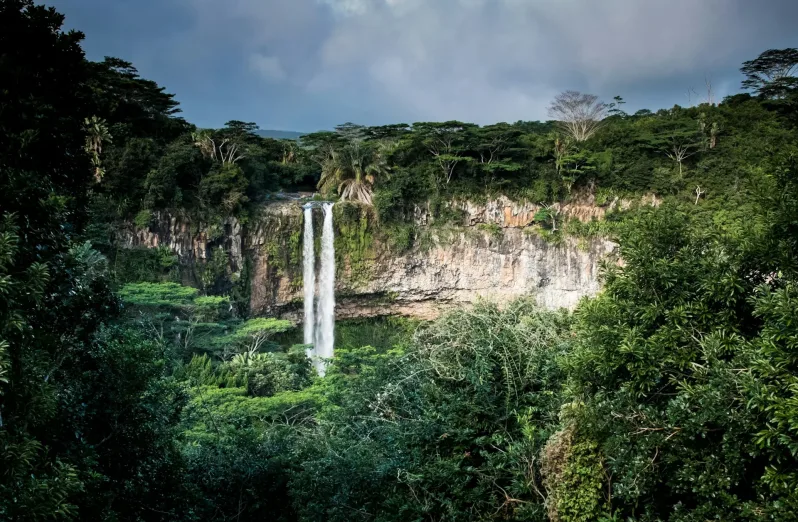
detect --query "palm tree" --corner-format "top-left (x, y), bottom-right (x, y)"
top-left (84, 116), bottom-right (112, 182)
top-left (317, 141), bottom-right (392, 205)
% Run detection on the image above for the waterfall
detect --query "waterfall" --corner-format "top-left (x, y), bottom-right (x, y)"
top-left (302, 205), bottom-right (316, 352)
top-left (302, 202), bottom-right (336, 376)
top-left (315, 202), bottom-right (336, 374)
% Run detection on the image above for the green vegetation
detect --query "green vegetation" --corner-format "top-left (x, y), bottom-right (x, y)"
top-left (317, 137), bottom-right (393, 205)
top-left (119, 281), bottom-right (199, 305)
top-left (220, 317), bottom-right (294, 354)
top-left (82, 31), bottom-right (795, 245)
top-left (477, 222), bottom-right (504, 238)
top-left (335, 316), bottom-right (419, 351)
top-left (3, 1), bottom-right (798, 521)
top-left (72, 0), bottom-right (795, 269)
top-left (335, 202), bottom-right (377, 285)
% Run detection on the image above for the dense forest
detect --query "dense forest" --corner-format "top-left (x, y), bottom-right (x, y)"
top-left (3, 0), bottom-right (798, 520)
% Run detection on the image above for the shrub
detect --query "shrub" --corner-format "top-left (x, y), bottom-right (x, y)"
top-left (133, 208), bottom-right (153, 228)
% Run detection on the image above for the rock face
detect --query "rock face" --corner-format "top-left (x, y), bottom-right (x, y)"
top-left (326, 230), bottom-right (614, 321)
top-left (122, 213), bottom-right (244, 272)
top-left (415, 196), bottom-right (609, 227)
top-left (124, 199), bottom-right (617, 320)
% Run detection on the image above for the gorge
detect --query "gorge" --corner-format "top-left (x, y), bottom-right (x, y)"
top-left (123, 197), bottom-right (618, 323)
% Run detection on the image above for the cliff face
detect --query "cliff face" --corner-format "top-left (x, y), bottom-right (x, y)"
top-left (124, 199), bottom-right (617, 320)
top-left (323, 230), bottom-right (614, 320)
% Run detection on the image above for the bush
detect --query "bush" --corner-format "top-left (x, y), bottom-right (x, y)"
top-left (477, 222), bottom-right (503, 238)
top-left (287, 300), bottom-right (573, 521)
top-left (133, 208), bottom-right (153, 228)
top-left (381, 223), bottom-right (415, 252)
top-left (199, 163), bottom-right (249, 213)
top-left (111, 246), bottom-right (180, 284)
top-left (564, 206), bottom-right (775, 519)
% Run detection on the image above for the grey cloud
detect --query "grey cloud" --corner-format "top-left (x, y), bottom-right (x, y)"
top-left (170, 0), bottom-right (328, 81)
top-left (250, 54), bottom-right (287, 82)
top-left (181, 0), bottom-right (798, 125)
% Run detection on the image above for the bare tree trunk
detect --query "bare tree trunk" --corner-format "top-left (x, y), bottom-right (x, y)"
top-left (694, 186), bottom-right (705, 205)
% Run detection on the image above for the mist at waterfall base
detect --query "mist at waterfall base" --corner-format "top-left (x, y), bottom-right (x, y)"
top-left (303, 202), bottom-right (335, 375)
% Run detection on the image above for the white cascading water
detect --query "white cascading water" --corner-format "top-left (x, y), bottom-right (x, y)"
top-left (302, 205), bottom-right (316, 354)
top-left (315, 202), bottom-right (335, 374)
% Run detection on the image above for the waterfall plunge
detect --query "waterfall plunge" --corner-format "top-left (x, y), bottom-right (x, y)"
top-left (302, 206), bottom-right (316, 349)
top-left (302, 202), bottom-right (335, 375)
top-left (316, 203), bottom-right (336, 371)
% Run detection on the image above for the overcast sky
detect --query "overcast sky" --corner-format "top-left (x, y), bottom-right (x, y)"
top-left (53, 0), bottom-right (797, 132)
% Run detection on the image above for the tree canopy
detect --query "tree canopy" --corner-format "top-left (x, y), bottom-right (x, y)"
top-left (741, 47), bottom-right (798, 98)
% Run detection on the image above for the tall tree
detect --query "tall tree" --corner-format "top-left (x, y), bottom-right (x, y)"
top-left (641, 111), bottom-right (703, 177)
top-left (83, 116), bottom-right (113, 182)
top-left (548, 91), bottom-right (609, 142)
top-left (191, 120), bottom-right (259, 167)
top-left (1, 4), bottom-right (191, 520)
top-left (413, 121), bottom-right (477, 187)
top-left (86, 57), bottom-right (186, 141)
top-left (334, 122), bottom-right (367, 142)
top-left (473, 124), bottom-right (524, 191)
top-left (568, 208), bottom-right (768, 520)
top-left (741, 48), bottom-right (798, 99)
top-left (364, 123), bottom-right (412, 141)
top-left (607, 95), bottom-right (628, 117)
top-left (0, 0), bottom-right (96, 517)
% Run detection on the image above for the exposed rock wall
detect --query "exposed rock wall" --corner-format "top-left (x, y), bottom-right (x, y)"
top-left (321, 230), bottom-right (614, 320)
top-left (414, 194), bottom-right (660, 228)
top-left (414, 197), bottom-right (606, 227)
top-left (124, 199), bottom-right (617, 320)
top-left (122, 213), bottom-right (244, 272)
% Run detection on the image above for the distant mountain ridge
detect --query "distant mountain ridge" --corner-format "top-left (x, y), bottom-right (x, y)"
top-left (256, 129), bottom-right (306, 140)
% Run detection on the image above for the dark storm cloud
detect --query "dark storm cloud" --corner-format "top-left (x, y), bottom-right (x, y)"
top-left (54, 0), bottom-right (798, 129)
